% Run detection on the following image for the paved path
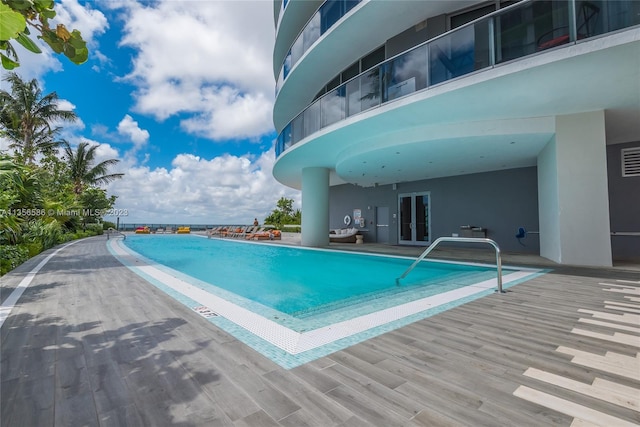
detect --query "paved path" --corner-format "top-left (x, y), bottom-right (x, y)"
top-left (1, 236), bottom-right (639, 426)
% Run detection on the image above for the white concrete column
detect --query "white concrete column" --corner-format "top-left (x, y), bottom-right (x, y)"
top-left (537, 111), bottom-right (612, 267)
top-left (301, 167), bottom-right (330, 247)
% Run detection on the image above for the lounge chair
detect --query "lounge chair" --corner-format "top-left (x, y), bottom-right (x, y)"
top-left (247, 229), bottom-right (281, 240)
top-left (229, 226), bottom-right (247, 238)
top-left (245, 227), bottom-right (265, 240)
top-left (207, 226), bottom-right (222, 238)
top-left (329, 228), bottom-right (359, 243)
top-left (135, 226), bottom-right (151, 234)
top-left (220, 226), bottom-right (239, 238)
top-left (235, 226), bottom-right (256, 239)
top-left (177, 226), bottom-right (191, 234)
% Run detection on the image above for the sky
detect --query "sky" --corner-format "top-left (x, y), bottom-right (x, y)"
top-left (0, 0), bottom-right (301, 225)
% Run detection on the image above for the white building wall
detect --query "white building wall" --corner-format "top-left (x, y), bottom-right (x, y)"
top-left (538, 111), bottom-right (612, 266)
top-left (537, 137), bottom-right (561, 262)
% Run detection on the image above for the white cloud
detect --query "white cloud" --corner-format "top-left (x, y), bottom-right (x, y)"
top-left (117, 115), bottom-right (150, 148)
top-left (116, 0), bottom-right (276, 141)
top-left (58, 138), bottom-right (120, 163)
top-left (8, 48), bottom-right (63, 82)
top-left (54, 0), bottom-right (109, 47)
top-left (91, 49), bottom-right (110, 73)
top-left (54, 99), bottom-right (86, 134)
top-left (92, 141), bottom-right (122, 165)
top-left (106, 148), bottom-right (301, 225)
top-left (3, 0), bottom-right (300, 227)
top-left (179, 87), bottom-right (273, 140)
top-left (55, 99), bottom-right (76, 112)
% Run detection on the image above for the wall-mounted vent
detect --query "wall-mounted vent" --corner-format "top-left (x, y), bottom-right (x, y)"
top-left (622, 147), bottom-right (640, 177)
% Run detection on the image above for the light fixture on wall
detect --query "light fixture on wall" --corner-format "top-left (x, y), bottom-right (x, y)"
top-left (392, 183), bottom-right (397, 190)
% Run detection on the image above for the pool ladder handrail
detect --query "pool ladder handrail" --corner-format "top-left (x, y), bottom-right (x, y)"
top-left (106, 228), bottom-right (126, 240)
top-left (396, 237), bottom-right (503, 293)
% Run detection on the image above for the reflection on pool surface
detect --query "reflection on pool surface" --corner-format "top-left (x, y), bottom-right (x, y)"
top-left (124, 235), bottom-right (501, 315)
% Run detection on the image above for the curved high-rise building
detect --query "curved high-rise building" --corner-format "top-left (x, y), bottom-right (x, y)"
top-left (272, 0), bottom-right (640, 267)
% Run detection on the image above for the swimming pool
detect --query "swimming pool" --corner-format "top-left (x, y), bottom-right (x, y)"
top-left (109, 234), bottom-right (544, 368)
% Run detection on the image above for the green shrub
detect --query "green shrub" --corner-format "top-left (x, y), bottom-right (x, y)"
top-left (70, 231), bottom-right (93, 240)
top-left (85, 223), bottom-right (103, 235)
top-left (58, 233), bottom-right (73, 243)
top-left (0, 244), bottom-right (29, 275)
top-left (1, 222), bottom-right (108, 276)
top-left (102, 221), bottom-right (116, 230)
top-left (22, 219), bottom-right (63, 250)
top-left (24, 241), bottom-right (43, 257)
top-left (42, 221), bottom-right (63, 249)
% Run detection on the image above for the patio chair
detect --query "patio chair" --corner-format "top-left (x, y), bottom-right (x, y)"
top-left (245, 227), bottom-right (265, 240)
top-left (329, 228), bottom-right (359, 243)
top-left (221, 226), bottom-right (239, 238)
top-left (235, 226), bottom-right (256, 239)
top-left (206, 226), bottom-right (221, 238)
top-left (537, 1), bottom-right (600, 50)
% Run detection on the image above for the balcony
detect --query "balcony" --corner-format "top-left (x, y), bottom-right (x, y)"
top-left (275, 0), bottom-right (640, 158)
top-left (276, 0), bottom-right (363, 95)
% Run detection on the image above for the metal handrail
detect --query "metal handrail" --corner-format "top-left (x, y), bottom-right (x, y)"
top-left (396, 237), bottom-right (503, 293)
top-left (106, 228), bottom-right (126, 240)
top-left (611, 231), bottom-right (640, 236)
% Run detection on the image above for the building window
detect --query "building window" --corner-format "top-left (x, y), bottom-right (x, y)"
top-left (341, 61), bottom-right (360, 83)
top-left (450, 3), bottom-right (497, 29)
top-left (361, 46), bottom-right (385, 72)
top-left (622, 147), bottom-right (640, 177)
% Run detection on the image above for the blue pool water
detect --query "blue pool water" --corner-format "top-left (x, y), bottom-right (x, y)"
top-left (123, 234), bottom-right (506, 318)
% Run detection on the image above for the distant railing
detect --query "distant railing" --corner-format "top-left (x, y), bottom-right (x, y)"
top-left (276, 0), bottom-right (640, 158)
top-left (116, 224), bottom-right (300, 233)
top-left (118, 224), bottom-right (218, 232)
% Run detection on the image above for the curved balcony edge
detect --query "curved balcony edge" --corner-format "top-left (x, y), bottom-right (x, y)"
top-left (275, 0), bottom-right (640, 159)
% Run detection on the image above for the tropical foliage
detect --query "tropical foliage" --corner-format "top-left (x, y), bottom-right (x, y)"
top-left (0, 72), bottom-right (77, 163)
top-left (0, 74), bottom-right (122, 275)
top-left (0, 0), bottom-right (88, 70)
top-left (264, 197), bottom-right (301, 229)
top-left (62, 141), bottom-right (124, 195)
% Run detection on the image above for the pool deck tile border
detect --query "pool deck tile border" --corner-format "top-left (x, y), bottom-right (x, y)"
top-left (108, 238), bottom-right (545, 368)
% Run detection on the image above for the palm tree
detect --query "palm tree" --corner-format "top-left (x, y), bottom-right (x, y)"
top-left (0, 72), bottom-right (77, 164)
top-left (62, 141), bottom-right (124, 196)
top-left (0, 156), bottom-right (42, 244)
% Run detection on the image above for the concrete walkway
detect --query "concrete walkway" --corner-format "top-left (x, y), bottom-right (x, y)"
top-left (1, 236), bottom-right (639, 426)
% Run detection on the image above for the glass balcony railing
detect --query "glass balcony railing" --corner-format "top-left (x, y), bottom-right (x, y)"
top-left (276, 0), bottom-right (363, 95)
top-left (275, 0), bottom-right (640, 158)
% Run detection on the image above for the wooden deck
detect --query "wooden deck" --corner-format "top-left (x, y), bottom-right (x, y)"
top-left (1, 236), bottom-right (638, 426)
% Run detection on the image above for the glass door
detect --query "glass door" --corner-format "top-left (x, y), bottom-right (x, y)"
top-left (398, 192), bottom-right (430, 245)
